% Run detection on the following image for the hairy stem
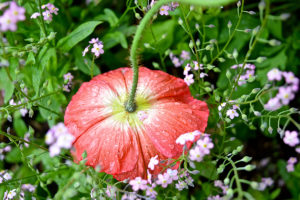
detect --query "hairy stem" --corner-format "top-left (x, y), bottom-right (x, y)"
top-left (125, 0), bottom-right (235, 112)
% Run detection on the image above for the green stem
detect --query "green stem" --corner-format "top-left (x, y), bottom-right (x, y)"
top-left (125, 0), bottom-right (235, 112)
top-left (210, 0), bottom-right (244, 65)
top-left (36, 0), bottom-right (48, 37)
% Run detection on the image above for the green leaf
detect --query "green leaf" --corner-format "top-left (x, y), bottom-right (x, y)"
top-left (0, 68), bottom-right (14, 103)
top-left (94, 9), bottom-right (118, 27)
top-left (13, 117), bottom-right (28, 137)
top-left (57, 21), bottom-right (102, 52)
top-left (102, 31), bottom-right (128, 49)
top-left (270, 188), bottom-right (281, 199)
top-left (32, 67), bottom-right (42, 97)
top-left (25, 52), bottom-right (36, 66)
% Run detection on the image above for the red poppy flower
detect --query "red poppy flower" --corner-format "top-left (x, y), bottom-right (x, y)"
top-left (64, 67), bottom-right (209, 181)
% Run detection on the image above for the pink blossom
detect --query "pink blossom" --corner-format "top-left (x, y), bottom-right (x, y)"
top-left (184, 74), bottom-right (194, 86)
top-left (9, 2), bottom-right (26, 21)
top-left (64, 72), bottom-right (74, 82)
top-left (30, 12), bottom-right (40, 19)
top-left (175, 180), bottom-right (188, 191)
top-left (0, 13), bottom-right (17, 31)
top-left (46, 3), bottom-right (59, 15)
top-left (286, 164), bottom-right (294, 172)
top-left (43, 10), bottom-right (52, 21)
top-left (277, 86), bottom-right (295, 105)
top-left (180, 50), bottom-right (190, 60)
top-left (176, 130), bottom-right (201, 145)
top-left (193, 61), bottom-right (203, 70)
top-left (156, 173), bottom-right (170, 188)
top-left (91, 42), bottom-right (104, 57)
top-left (283, 130), bottom-right (299, 147)
top-left (145, 186), bottom-right (157, 198)
top-left (166, 169), bottom-right (178, 183)
top-left (148, 155), bottom-right (159, 170)
top-left (159, 6), bottom-right (170, 16)
top-left (171, 56), bottom-right (182, 68)
top-left (89, 38), bottom-right (99, 44)
top-left (226, 109), bottom-right (239, 119)
top-left (267, 68), bottom-right (282, 81)
top-left (189, 146), bottom-right (204, 162)
top-left (200, 72), bottom-right (208, 78)
top-left (45, 123), bottom-right (75, 157)
top-left (82, 45), bottom-right (90, 56)
top-left (196, 135), bottom-right (214, 155)
top-left (287, 157), bottom-right (297, 165)
top-left (183, 63), bottom-right (191, 76)
top-left (282, 72), bottom-right (299, 85)
top-left (22, 184), bottom-right (36, 192)
top-left (129, 177), bottom-right (147, 191)
top-left (264, 97), bottom-right (281, 111)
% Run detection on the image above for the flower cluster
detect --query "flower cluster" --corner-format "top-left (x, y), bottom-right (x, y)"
top-left (31, 3), bottom-right (59, 22)
top-left (0, 145), bottom-right (11, 160)
top-left (218, 102), bottom-right (240, 120)
top-left (265, 69), bottom-right (299, 111)
top-left (257, 177), bottom-right (274, 191)
top-left (157, 2), bottom-right (179, 15)
top-left (231, 64), bottom-right (256, 86)
top-left (0, 170), bottom-right (12, 183)
top-left (189, 134), bottom-right (214, 162)
top-left (3, 184), bottom-right (36, 200)
top-left (0, 2), bottom-right (25, 32)
top-left (9, 98), bottom-right (28, 117)
top-left (82, 38), bottom-right (104, 57)
top-left (286, 157), bottom-right (297, 172)
top-left (45, 122), bottom-right (74, 157)
top-left (169, 50), bottom-right (191, 68)
top-left (63, 72), bottom-right (74, 92)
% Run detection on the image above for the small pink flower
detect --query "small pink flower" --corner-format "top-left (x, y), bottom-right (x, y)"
top-left (166, 169), bottom-right (178, 183)
top-left (283, 131), bottom-right (299, 147)
top-left (264, 97), bottom-right (281, 111)
top-left (287, 157), bottom-right (297, 165)
top-left (176, 130), bottom-right (201, 145)
top-left (286, 164), bottom-right (294, 172)
top-left (91, 42), bottom-right (104, 57)
top-left (159, 5), bottom-right (170, 16)
top-left (267, 68), bottom-right (282, 81)
top-left (196, 135), bottom-right (214, 155)
top-left (0, 13), bottom-right (17, 31)
top-left (277, 86), bottom-right (295, 105)
top-left (193, 61), bottom-right (203, 70)
top-left (171, 56), bottom-right (182, 68)
top-left (175, 180), bottom-right (188, 191)
top-left (296, 147), bottom-right (300, 154)
top-left (129, 177), bottom-right (147, 191)
top-left (82, 45), bottom-right (90, 56)
top-left (43, 10), bottom-right (52, 21)
top-left (180, 50), bottom-right (190, 60)
top-left (183, 64), bottom-right (191, 76)
top-left (46, 3), bottom-right (59, 15)
top-left (89, 38), bottom-right (99, 44)
top-left (9, 2), bottom-right (26, 22)
top-left (156, 173), bottom-right (170, 188)
top-left (189, 146), bottom-right (204, 162)
top-left (148, 155), bottom-right (159, 170)
top-left (145, 186), bottom-right (157, 198)
top-left (226, 109), bottom-right (239, 119)
top-left (31, 12), bottom-right (40, 19)
top-left (282, 72), bottom-right (299, 85)
top-left (200, 72), bottom-right (208, 78)
top-left (184, 74), bottom-right (194, 86)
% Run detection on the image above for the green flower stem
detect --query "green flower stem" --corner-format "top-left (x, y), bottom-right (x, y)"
top-left (126, 0), bottom-right (235, 112)
top-left (227, 0), bottom-right (270, 103)
top-left (209, 0), bottom-right (244, 65)
top-left (36, 0), bottom-right (48, 37)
